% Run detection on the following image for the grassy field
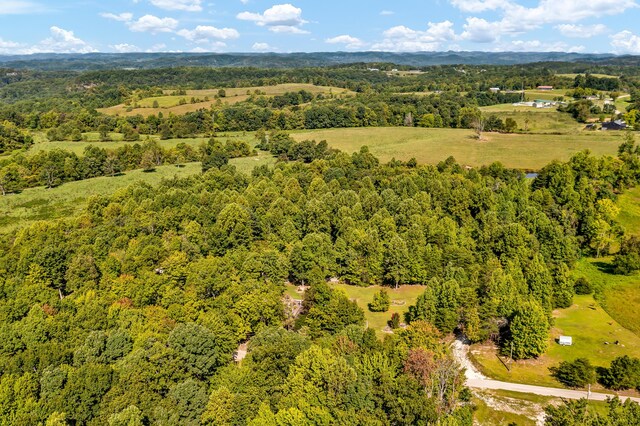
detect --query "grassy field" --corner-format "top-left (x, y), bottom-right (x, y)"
top-left (99, 83), bottom-right (354, 117)
top-left (574, 258), bottom-right (640, 337)
top-left (28, 132), bottom-right (260, 155)
top-left (524, 89), bottom-right (569, 100)
top-left (471, 294), bottom-right (640, 388)
top-left (292, 127), bottom-right (624, 170)
top-left (0, 162), bottom-right (202, 233)
top-left (479, 107), bottom-right (583, 133)
top-left (617, 186), bottom-right (640, 236)
top-left (0, 151), bottom-right (276, 233)
top-left (556, 73), bottom-right (620, 79)
top-left (285, 282), bottom-right (426, 337)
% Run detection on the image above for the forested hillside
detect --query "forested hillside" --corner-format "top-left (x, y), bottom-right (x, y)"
top-left (1, 135), bottom-right (640, 424)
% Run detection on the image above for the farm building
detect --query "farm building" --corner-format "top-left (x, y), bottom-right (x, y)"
top-left (602, 120), bottom-right (627, 131)
top-left (489, 87), bottom-right (500, 93)
top-left (537, 85), bottom-right (554, 90)
top-left (533, 99), bottom-right (554, 108)
top-left (559, 336), bottom-right (573, 346)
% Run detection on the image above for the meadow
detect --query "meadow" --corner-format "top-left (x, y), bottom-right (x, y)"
top-left (99, 83), bottom-right (354, 117)
top-left (479, 106), bottom-right (584, 133)
top-left (28, 131), bottom-right (259, 155)
top-left (470, 294), bottom-right (640, 388)
top-left (292, 127), bottom-right (624, 170)
top-left (0, 154), bottom-right (275, 234)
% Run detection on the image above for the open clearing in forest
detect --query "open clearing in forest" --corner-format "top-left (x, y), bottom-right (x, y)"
top-left (556, 73), bottom-right (620, 79)
top-left (28, 131), bottom-right (260, 155)
top-left (479, 107), bottom-right (583, 133)
top-left (470, 293), bottom-right (640, 389)
top-left (292, 127), bottom-right (624, 170)
top-left (0, 152), bottom-right (274, 234)
top-left (98, 83), bottom-right (354, 117)
top-left (285, 283), bottom-right (425, 337)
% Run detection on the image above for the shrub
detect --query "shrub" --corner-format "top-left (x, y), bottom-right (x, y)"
top-left (550, 358), bottom-right (596, 388)
top-left (599, 355), bottom-right (640, 390)
top-left (573, 277), bottom-right (593, 295)
top-left (388, 313), bottom-right (400, 329)
top-left (368, 289), bottom-right (390, 312)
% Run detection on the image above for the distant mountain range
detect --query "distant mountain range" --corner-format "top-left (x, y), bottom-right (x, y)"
top-left (0, 51), bottom-right (639, 71)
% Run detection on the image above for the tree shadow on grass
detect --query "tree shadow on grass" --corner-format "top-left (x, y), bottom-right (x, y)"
top-left (591, 260), bottom-right (616, 274)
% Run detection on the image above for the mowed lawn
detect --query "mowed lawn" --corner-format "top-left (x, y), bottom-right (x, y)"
top-left (292, 127), bottom-right (623, 170)
top-left (284, 283), bottom-right (426, 337)
top-left (471, 294), bottom-right (640, 388)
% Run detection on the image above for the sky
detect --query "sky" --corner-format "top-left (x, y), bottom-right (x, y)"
top-left (0, 0), bottom-right (640, 55)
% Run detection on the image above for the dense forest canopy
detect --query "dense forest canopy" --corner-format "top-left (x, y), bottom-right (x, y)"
top-left (1, 137), bottom-right (640, 423)
top-left (2, 57), bottom-right (640, 424)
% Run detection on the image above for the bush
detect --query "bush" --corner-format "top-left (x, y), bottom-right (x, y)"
top-left (613, 236), bottom-right (640, 275)
top-left (368, 289), bottom-right (390, 312)
top-left (573, 277), bottom-right (592, 295)
top-left (550, 358), bottom-right (596, 388)
top-left (388, 312), bottom-right (400, 329)
top-left (599, 355), bottom-right (640, 390)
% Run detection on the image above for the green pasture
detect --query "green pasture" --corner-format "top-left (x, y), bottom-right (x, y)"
top-left (471, 293), bottom-right (640, 388)
top-left (292, 127), bottom-right (624, 170)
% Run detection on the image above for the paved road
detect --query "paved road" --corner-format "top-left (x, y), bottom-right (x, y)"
top-left (451, 339), bottom-right (640, 404)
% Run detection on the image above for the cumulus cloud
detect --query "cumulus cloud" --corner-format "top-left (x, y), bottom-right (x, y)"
top-left (3, 26), bottom-right (98, 54)
top-left (177, 26), bottom-right (240, 42)
top-left (148, 0), bottom-right (202, 12)
top-left (100, 12), bottom-right (133, 22)
top-left (128, 15), bottom-right (179, 33)
top-left (111, 43), bottom-right (139, 53)
top-left (460, 17), bottom-right (510, 43)
top-left (449, 0), bottom-right (510, 13)
top-left (325, 35), bottom-right (365, 49)
top-left (372, 21), bottom-right (456, 51)
top-left (237, 4), bottom-right (308, 33)
top-left (252, 42), bottom-right (273, 51)
top-left (556, 24), bottom-right (607, 38)
top-left (611, 30), bottom-right (640, 54)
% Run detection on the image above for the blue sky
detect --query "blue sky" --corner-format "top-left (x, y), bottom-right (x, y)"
top-left (0, 0), bottom-right (639, 54)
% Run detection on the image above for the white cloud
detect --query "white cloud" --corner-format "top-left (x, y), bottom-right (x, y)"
top-left (504, 0), bottom-right (638, 29)
top-left (380, 10), bottom-right (394, 16)
top-left (12, 26), bottom-right (97, 54)
top-left (237, 4), bottom-right (308, 33)
top-left (0, 38), bottom-right (23, 54)
top-left (190, 42), bottom-right (226, 52)
top-left (0, 1), bottom-right (43, 14)
top-left (128, 15), bottom-right (179, 33)
top-left (461, 17), bottom-right (514, 43)
top-left (498, 39), bottom-right (585, 52)
top-left (449, 0), bottom-right (510, 13)
top-left (325, 35), bottom-right (365, 49)
top-left (611, 30), bottom-right (640, 54)
top-left (556, 24), bottom-right (607, 38)
top-left (252, 42), bottom-right (273, 51)
top-left (148, 0), bottom-right (202, 12)
top-left (36, 27), bottom-right (96, 53)
top-left (111, 43), bottom-right (139, 53)
top-left (100, 12), bottom-right (133, 22)
top-left (372, 21), bottom-right (456, 52)
top-left (177, 25), bottom-right (240, 42)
